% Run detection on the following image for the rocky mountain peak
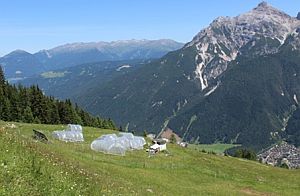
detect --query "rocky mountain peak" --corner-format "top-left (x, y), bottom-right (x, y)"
top-left (253, 1), bottom-right (289, 17)
top-left (186, 2), bottom-right (300, 91)
top-left (256, 1), bottom-right (271, 9)
top-left (247, 1), bottom-right (292, 21)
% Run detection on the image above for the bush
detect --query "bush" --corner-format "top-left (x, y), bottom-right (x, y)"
top-left (234, 148), bottom-right (257, 160)
top-left (170, 134), bottom-right (177, 144)
top-left (279, 162), bottom-right (289, 169)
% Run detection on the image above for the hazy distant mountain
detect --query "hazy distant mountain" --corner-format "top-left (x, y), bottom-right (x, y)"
top-left (20, 59), bottom-right (150, 100)
top-left (0, 50), bottom-right (46, 82)
top-left (0, 39), bottom-right (184, 79)
top-left (69, 2), bottom-right (300, 150)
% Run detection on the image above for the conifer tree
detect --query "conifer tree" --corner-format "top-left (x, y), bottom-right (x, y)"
top-left (33, 116), bottom-right (41, 124)
top-left (22, 106), bottom-right (34, 123)
top-left (0, 66), bottom-right (5, 88)
top-left (8, 85), bottom-right (22, 121)
top-left (48, 98), bottom-right (60, 124)
top-left (1, 98), bottom-right (11, 121)
top-left (0, 66), bottom-right (6, 120)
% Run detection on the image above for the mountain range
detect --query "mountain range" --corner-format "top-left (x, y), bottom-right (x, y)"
top-left (72, 2), bottom-right (300, 150)
top-left (0, 39), bottom-right (183, 79)
top-left (10, 2), bottom-right (300, 151)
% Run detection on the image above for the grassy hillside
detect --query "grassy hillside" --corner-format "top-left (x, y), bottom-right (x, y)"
top-left (189, 144), bottom-right (240, 154)
top-left (1, 121), bottom-right (300, 195)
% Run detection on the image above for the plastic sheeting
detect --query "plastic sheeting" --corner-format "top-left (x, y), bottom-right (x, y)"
top-left (91, 132), bottom-right (146, 156)
top-left (52, 124), bottom-right (84, 142)
top-left (66, 124), bottom-right (82, 132)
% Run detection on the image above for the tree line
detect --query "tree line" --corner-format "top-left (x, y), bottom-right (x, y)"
top-left (0, 66), bottom-right (116, 129)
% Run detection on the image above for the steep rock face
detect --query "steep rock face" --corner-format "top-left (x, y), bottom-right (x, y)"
top-left (186, 2), bottom-right (300, 90)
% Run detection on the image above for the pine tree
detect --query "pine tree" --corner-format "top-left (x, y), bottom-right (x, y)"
top-left (0, 95), bottom-right (3, 120)
top-left (0, 66), bottom-right (6, 120)
top-left (107, 118), bottom-right (116, 130)
top-left (78, 109), bottom-right (93, 126)
top-left (96, 117), bottom-right (103, 128)
top-left (33, 116), bottom-right (41, 124)
top-left (102, 118), bottom-right (116, 130)
top-left (22, 106), bottom-right (34, 123)
top-left (1, 98), bottom-right (11, 121)
top-left (57, 100), bottom-right (81, 124)
top-left (0, 66), bottom-right (5, 88)
top-left (8, 85), bottom-right (22, 121)
top-left (48, 98), bottom-right (60, 124)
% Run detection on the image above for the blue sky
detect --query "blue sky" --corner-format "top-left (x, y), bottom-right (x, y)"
top-left (0, 0), bottom-right (298, 56)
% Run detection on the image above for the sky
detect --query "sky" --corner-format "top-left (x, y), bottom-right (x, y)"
top-left (0, 0), bottom-right (298, 56)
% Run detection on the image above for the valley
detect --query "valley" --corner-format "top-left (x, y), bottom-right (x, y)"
top-left (5, 2), bottom-right (300, 152)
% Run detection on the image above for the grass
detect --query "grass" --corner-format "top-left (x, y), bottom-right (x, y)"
top-left (189, 143), bottom-right (240, 154)
top-left (1, 121), bottom-right (300, 195)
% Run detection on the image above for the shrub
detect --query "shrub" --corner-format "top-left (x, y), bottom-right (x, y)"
top-left (234, 148), bottom-right (257, 160)
top-left (170, 134), bottom-right (177, 144)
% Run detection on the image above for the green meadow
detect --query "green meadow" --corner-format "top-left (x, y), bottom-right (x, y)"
top-left (1, 121), bottom-right (300, 195)
top-left (189, 143), bottom-right (241, 154)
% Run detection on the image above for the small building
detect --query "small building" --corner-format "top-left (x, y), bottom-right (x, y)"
top-left (150, 139), bottom-right (167, 152)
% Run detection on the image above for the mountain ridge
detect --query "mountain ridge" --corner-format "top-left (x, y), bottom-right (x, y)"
top-left (0, 39), bottom-right (184, 78)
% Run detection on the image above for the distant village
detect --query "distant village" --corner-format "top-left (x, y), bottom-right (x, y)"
top-left (258, 142), bottom-right (300, 169)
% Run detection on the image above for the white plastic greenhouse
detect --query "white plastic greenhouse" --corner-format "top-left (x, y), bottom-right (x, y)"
top-left (66, 124), bottom-right (82, 132)
top-left (52, 124), bottom-right (84, 142)
top-left (91, 132), bottom-right (146, 156)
